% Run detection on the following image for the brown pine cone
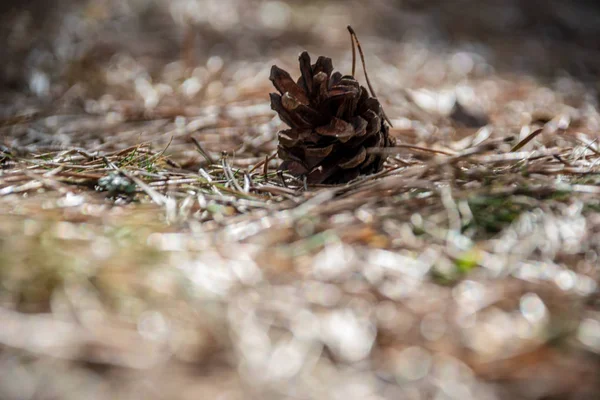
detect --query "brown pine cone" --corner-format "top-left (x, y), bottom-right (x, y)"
top-left (270, 51), bottom-right (395, 185)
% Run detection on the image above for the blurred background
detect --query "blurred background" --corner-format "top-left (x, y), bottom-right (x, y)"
top-left (2, 0), bottom-right (600, 93)
top-left (1, 1), bottom-right (600, 400)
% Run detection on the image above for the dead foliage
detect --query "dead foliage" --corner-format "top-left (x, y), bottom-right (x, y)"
top-left (1, 1), bottom-right (600, 399)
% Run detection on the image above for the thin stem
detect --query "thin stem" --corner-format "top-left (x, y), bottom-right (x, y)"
top-left (347, 26), bottom-right (394, 127)
top-left (349, 26), bottom-right (357, 77)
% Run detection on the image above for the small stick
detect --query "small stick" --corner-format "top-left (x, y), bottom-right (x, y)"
top-left (350, 27), bottom-right (357, 77)
top-left (147, 135), bottom-right (174, 164)
top-left (510, 128), bottom-right (543, 152)
top-left (248, 151), bottom-right (277, 174)
top-left (190, 136), bottom-right (215, 165)
top-left (263, 154), bottom-right (269, 180)
top-left (366, 144), bottom-right (455, 156)
top-left (278, 170), bottom-right (287, 188)
top-left (347, 26), bottom-right (393, 127)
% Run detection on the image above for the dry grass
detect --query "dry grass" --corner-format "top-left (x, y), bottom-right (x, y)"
top-left (1, 1), bottom-right (600, 399)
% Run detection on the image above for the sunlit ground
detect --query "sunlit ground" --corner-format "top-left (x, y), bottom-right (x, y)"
top-left (1, 1), bottom-right (600, 399)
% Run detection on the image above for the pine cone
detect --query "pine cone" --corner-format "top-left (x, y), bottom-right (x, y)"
top-left (270, 51), bottom-right (395, 184)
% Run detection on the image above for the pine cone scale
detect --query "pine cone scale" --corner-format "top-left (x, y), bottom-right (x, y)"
top-left (351, 116), bottom-right (368, 136)
top-left (298, 52), bottom-right (313, 94)
top-left (278, 146), bottom-right (308, 169)
top-left (305, 143), bottom-right (335, 158)
top-left (312, 56), bottom-right (334, 77)
top-left (270, 93), bottom-right (312, 129)
top-left (315, 118), bottom-right (354, 142)
top-left (270, 66), bottom-right (310, 105)
top-left (339, 147), bottom-right (367, 169)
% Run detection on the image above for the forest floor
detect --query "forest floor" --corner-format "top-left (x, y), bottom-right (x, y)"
top-left (1, 1), bottom-right (600, 399)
